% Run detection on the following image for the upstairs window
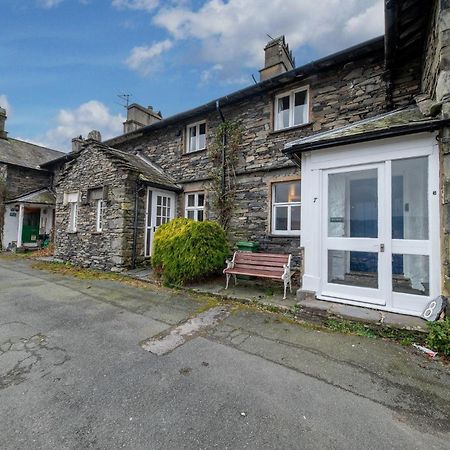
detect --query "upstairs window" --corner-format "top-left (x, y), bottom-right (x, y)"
top-left (89, 188), bottom-right (106, 233)
top-left (275, 88), bottom-right (308, 130)
top-left (186, 121), bottom-right (206, 153)
top-left (271, 181), bottom-right (301, 235)
top-left (185, 192), bottom-right (205, 221)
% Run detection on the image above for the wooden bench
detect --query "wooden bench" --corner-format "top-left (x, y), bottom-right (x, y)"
top-left (223, 251), bottom-right (293, 299)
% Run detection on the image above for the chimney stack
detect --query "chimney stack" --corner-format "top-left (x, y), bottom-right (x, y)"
top-left (259, 36), bottom-right (295, 81)
top-left (0, 107), bottom-right (7, 140)
top-left (123, 103), bottom-right (162, 134)
top-left (71, 135), bottom-right (84, 153)
top-left (87, 130), bottom-right (102, 142)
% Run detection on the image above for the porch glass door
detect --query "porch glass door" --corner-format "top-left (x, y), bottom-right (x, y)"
top-left (323, 164), bottom-right (385, 304)
top-left (145, 189), bottom-right (175, 257)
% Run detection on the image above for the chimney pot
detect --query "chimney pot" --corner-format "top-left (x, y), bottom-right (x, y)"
top-left (87, 130), bottom-right (102, 142)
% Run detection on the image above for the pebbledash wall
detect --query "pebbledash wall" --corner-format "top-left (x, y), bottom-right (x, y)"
top-left (109, 47), bottom-right (421, 270)
top-left (55, 143), bottom-right (138, 270)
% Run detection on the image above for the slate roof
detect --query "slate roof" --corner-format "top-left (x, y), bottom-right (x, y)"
top-left (5, 188), bottom-right (56, 205)
top-left (101, 146), bottom-right (181, 191)
top-left (284, 106), bottom-right (450, 155)
top-left (0, 137), bottom-right (64, 170)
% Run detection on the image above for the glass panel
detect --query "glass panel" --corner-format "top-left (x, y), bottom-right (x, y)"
top-left (274, 181), bottom-right (300, 203)
top-left (392, 157), bottom-right (428, 240)
top-left (157, 196), bottom-right (162, 206)
top-left (156, 217), bottom-right (161, 226)
top-left (157, 206), bottom-right (161, 216)
top-left (328, 250), bottom-right (378, 288)
top-left (167, 197), bottom-right (171, 209)
top-left (197, 210), bottom-right (204, 221)
top-left (198, 133), bottom-right (206, 150)
top-left (291, 205), bottom-right (301, 230)
top-left (328, 169), bottom-right (378, 238)
top-left (198, 193), bottom-right (205, 207)
top-left (146, 229), bottom-right (151, 255)
top-left (293, 90), bottom-right (307, 125)
top-left (392, 254), bottom-right (429, 296)
top-left (187, 194), bottom-right (195, 207)
top-left (189, 126), bottom-right (197, 152)
top-left (275, 206), bottom-right (288, 230)
top-left (277, 95), bottom-right (290, 129)
top-left (199, 123), bottom-right (206, 135)
top-left (187, 210), bottom-right (195, 220)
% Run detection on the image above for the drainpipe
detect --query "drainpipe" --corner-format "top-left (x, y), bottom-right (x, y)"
top-left (216, 100), bottom-right (227, 211)
top-left (384, 0), bottom-right (398, 110)
top-left (131, 180), bottom-right (143, 269)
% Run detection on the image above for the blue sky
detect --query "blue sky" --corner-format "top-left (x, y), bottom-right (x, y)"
top-left (0, 0), bottom-right (383, 151)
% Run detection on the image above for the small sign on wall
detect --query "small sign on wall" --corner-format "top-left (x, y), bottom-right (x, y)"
top-left (9, 212), bottom-right (16, 217)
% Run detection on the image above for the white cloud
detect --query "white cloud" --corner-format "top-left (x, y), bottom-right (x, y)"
top-left (37, 0), bottom-right (64, 8)
top-left (112, 0), bottom-right (159, 12)
top-left (0, 94), bottom-right (11, 114)
top-left (37, 100), bottom-right (125, 151)
top-left (125, 39), bottom-right (173, 75)
top-left (151, 0), bottom-right (384, 81)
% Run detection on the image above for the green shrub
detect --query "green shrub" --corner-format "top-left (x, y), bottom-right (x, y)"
top-left (426, 317), bottom-right (450, 358)
top-left (152, 218), bottom-right (229, 286)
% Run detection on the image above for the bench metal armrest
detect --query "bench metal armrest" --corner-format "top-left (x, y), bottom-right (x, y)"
top-left (224, 251), bottom-right (237, 272)
top-left (282, 255), bottom-right (292, 281)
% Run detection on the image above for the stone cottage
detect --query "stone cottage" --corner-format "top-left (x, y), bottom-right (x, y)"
top-left (52, 0), bottom-right (450, 318)
top-left (0, 107), bottom-right (64, 250)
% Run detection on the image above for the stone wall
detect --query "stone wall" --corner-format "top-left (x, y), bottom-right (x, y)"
top-left (112, 49), bottom-right (421, 268)
top-left (0, 164), bottom-right (7, 248)
top-left (5, 165), bottom-right (52, 200)
top-left (55, 145), bottom-right (136, 270)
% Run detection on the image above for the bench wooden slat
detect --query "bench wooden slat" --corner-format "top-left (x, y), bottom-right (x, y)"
top-left (236, 253), bottom-right (288, 261)
top-left (225, 268), bottom-right (283, 279)
top-left (233, 263), bottom-right (284, 273)
top-left (235, 258), bottom-right (286, 268)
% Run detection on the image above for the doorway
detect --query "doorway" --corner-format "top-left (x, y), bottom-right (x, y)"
top-left (144, 189), bottom-right (176, 257)
top-left (22, 207), bottom-right (40, 245)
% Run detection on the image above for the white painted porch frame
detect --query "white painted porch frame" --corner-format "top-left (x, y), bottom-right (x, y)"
top-left (300, 133), bottom-right (440, 317)
top-left (144, 188), bottom-right (176, 258)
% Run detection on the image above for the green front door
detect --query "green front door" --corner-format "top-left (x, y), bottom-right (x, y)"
top-left (22, 209), bottom-right (40, 244)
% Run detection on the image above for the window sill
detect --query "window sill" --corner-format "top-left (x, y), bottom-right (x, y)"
top-left (269, 233), bottom-right (301, 238)
top-left (182, 148), bottom-right (207, 157)
top-left (269, 122), bottom-right (313, 136)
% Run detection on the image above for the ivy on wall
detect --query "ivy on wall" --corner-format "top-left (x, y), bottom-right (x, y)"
top-left (207, 121), bottom-right (243, 231)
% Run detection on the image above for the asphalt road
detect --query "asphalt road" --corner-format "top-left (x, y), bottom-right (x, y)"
top-left (0, 257), bottom-right (449, 449)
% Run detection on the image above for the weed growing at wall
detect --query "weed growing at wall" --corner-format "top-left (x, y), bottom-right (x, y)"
top-left (207, 121), bottom-right (243, 231)
top-left (426, 317), bottom-right (450, 358)
top-left (152, 218), bottom-right (229, 286)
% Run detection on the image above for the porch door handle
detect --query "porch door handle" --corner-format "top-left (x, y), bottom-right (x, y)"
top-left (380, 244), bottom-right (385, 252)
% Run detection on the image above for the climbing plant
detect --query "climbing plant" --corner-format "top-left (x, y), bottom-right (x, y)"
top-left (207, 120), bottom-right (243, 230)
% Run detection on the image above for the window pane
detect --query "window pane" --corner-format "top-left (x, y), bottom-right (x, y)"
top-left (197, 193), bottom-right (205, 207)
top-left (277, 96), bottom-right (290, 129)
top-left (392, 157), bottom-right (428, 240)
top-left (274, 181), bottom-right (300, 203)
top-left (197, 210), bottom-right (204, 221)
top-left (328, 250), bottom-right (378, 288)
top-left (189, 126), bottom-right (197, 152)
top-left (328, 169), bottom-right (378, 238)
top-left (392, 254), bottom-right (429, 296)
top-left (187, 210), bottom-right (195, 220)
top-left (198, 132), bottom-right (206, 150)
top-left (275, 206), bottom-right (288, 230)
top-left (199, 123), bottom-right (206, 135)
top-left (187, 194), bottom-right (195, 207)
top-left (294, 91), bottom-right (307, 125)
top-left (291, 205), bottom-right (301, 230)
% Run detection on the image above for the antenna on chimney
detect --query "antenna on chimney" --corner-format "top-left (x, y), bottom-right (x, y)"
top-left (266, 33), bottom-right (275, 41)
top-left (117, 93), bottom-right (132, 109)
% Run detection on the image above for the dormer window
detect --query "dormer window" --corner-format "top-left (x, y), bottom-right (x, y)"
top-left (186, 121), bottom-right (206, 153)
top-left (275, 87), bottom-right (309, 130)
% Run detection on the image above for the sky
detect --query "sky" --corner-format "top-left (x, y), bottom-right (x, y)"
top-left (0, 0), bottom-right (384, 151)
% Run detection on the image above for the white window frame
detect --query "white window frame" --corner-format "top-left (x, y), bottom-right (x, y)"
top-left (96, 199), bottom-right (105, 232)
top-left (65, 192), bottom-right (79, 232)
top-left (186, 121), bottom-right (206, 153)
top-left (271, 181), bottom-right (301, 236)
top-left (68, 202), bottom-right (78, 232)
top-left (185, 192), bottom-right (205, 221)
top-left (274, 87), bottom-right (309, 131)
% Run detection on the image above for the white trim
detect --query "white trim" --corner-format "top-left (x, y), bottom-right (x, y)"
top-left (144, 188), bottom-right (176, 257)
top-left (274, 86), bottom-right (309, 131)
top-left (186, 120), bottom-right (206, 153)
top-left (300, 132), bottom-right (440, 317)
top-left (185, 192), bottom-right (205, 221)
top-left (271, 180), bottom-right (301, 236)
